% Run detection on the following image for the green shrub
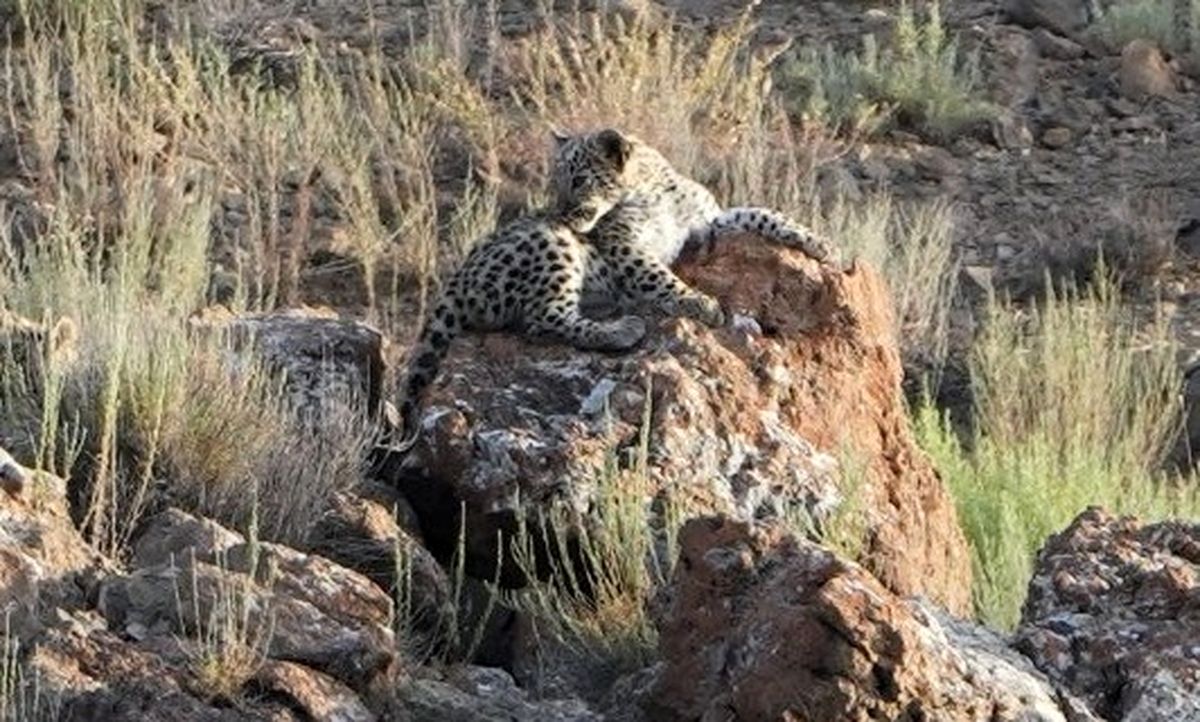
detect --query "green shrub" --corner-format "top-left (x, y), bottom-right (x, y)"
top-left (915, 273), bottom-right (1197, 628)
top-left (778, 0), bottom-right (994, 139)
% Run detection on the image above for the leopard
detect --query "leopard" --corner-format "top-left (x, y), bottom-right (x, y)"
top-left (387, 128), bottom-right (836, 452)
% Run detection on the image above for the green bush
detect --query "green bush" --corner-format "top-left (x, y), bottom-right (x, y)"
top-left (915, 274), bottom-right (1197, 628)
top-left (779, 0), bottom-right (994, 139)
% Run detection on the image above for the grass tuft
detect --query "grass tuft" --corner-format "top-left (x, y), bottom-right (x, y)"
top-left (778, 0), bottom-right (994, 140)
top-left (915, 272), bottom-right (1196, 628)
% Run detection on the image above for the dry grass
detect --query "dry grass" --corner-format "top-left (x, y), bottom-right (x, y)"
top-left (0, 612), bottom-right (59, 722)
top-left (507, 396), bottom-right (679, 672)
top-left (175, 542), bottom-right (275, 703)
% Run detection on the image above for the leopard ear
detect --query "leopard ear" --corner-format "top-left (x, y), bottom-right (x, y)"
top-left (550, 127), bottom-right (570, 147)
top-left (595, 128), bottom-right (633, 167)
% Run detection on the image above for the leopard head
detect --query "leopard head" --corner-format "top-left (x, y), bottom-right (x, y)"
top-left (549, 128), bottom-right (635, 233)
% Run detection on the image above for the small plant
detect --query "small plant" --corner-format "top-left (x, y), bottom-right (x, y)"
top-left (778, 0), bottom-right (994, 140)
top-left (175, 495), bottom-right (275, 703)
top-left (785, 441), bottom-right (871, 561)
top-left (508, 389), bottom-right (681, 672)
top-left (0, 612), bottom-right (59, 721)
top-left (1093, 0), bottom-right (1200, 54)
top-left (915, 271), bottom-right (1196, 628)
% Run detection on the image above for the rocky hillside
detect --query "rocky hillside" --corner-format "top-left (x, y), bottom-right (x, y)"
top-left (1, 0), bottom-right (1199, 720)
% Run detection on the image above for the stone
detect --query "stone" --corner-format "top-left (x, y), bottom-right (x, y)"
top-left (311, 490), bottom-right (454, 648)
top-left (189, 307), bottom-right (387, 421)
top-left (1016, 508), bottom-right (1200, 721)
top-left (254, 660), bottom-right (376, 722)
top-left (1033, 28), bottom-right (1086, 59)
top-left (97, 542), bottom-right (395, 690)
top-left (1006, 0), bottom-right (1093, 36)
top-left (392, 234), bottom-right (972, 614)
top-left (992, 110), bottom-right (1035, 149)
top-left (1042, 126), bottom-right (1073, 148)
top-left (29, 625), bottom-right (299, 720)
top-left (1118, 40), bottom-right (1176, 100)
top-left (647, 516), bottom-right (1098, 722)
top-left (394, 665), bottom-right (601, 722)
top-left (986, 29), bottom-right (1040, 109)
top-left (130, 508), bottom-right (245, 569)
top-left (0, 458), bottom-right (105, 640)
top-left (0, 446), bottom-right (28, 496)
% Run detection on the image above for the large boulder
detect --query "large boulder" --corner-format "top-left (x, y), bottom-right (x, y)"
top-left (1016, 508), bottom-right (1200, 721)
top-left (99, 520), bottom-right (396, 691)
top-left (189, 306), bottom-right (387, 420)
top-left (646, 515), bottom-right (1097, 722)
top-left (395, 234), bottom-right (972, 614)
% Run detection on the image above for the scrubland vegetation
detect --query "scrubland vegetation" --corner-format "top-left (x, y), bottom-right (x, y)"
top-left (0, 3), bottom-right (1196, 705)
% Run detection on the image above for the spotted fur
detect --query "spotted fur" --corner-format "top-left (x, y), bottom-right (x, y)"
top-left (390, 128), bottom-right (836, 450)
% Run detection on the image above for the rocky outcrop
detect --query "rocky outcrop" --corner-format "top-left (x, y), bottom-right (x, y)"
top-left (0, 458), bottom-right (105, 641)
top-left (395, 234), bottom-right (972, 614)
top-left (647, 515), bottom-right (1097, 722)
top-left (1005, 0), bottom-right (1095, 37)
top-left (97, 534), bottom-right (396, 690)
top-left (189, 306), bottom-right (387, 420)
top-left (1016, 507), bottom-right (1200, 721)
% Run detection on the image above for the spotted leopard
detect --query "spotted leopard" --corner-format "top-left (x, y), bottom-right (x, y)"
top-left (389, 128), bottom-right (836, 450)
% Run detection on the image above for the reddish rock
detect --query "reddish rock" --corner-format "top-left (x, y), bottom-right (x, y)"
top-left (647, 516), bottom-right (1097, 722)
top-left (30, 624), bottom-right (300, 720)
top-left (1118, 40), bottom-right (1176, 100)
top-left (0, 458), bottom-right (106, 639)
top-left (253, 660), bottom-right (375, 722)
top-left (398, 235), bottom-right (972, 613)
top-left (311, 489), bottom-right (454, 647)
top-left (1016, 507), bottom-right (1200, 721)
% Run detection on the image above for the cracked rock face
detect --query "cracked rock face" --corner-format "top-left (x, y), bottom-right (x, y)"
top-left (394, 233), bottom-right (972, 614)
top-left (646, 515), bottom-right (1097, 722)
top-left (1016, 507), bottom-right (1200, 721)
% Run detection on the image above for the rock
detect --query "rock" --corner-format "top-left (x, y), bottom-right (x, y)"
top-left (986, 28), bottom-right (1040, 109)
top-left (991, 110), bottom-right (1035, 149)
top-left (189, 307), bottom-right (387, 420)
top-left (1042, 126), bottom-right (1073, 148)
top-left (1118, 40), bottom-right (1176, 100)
top-left (0, 446), bottom-right (28, 496)
top-left (98, 539), bottom-right (395, 690)
top-left (647, 516), bottom-right (1098, 722)
top-left (0, 459), bottom-right (105, 640)
top-left (130, 508), bottom-right (245, 569)
top-left (1006, 0), bottom-right (1094, 36)
top-left (394, 665), bottom-right (600, 722)
top-left (1016, 508), bottom-right (1200, 721)
top-left (394, 235), bottom-right (972, 614)
top-left (311, 490), bottom-right (454, 647)
top-left (29, 625), bottom-right (298, 720)
top-left (253, 660), bottom-right (376, 722)
top-left (1033, 28), bottom-right (1086, 59)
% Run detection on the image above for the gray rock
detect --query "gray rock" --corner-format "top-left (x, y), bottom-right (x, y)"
top-left (1016, 508), bottom-right (1200, 721)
